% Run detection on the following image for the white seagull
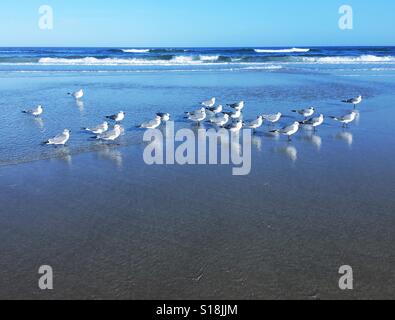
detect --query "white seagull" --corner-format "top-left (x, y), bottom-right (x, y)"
top-left (96, 124), bottom-right (123, 141)
top-left (209, 113), bottom-right (230, 127)
top-left (187, 109), bottom-right (207, 125)
top-left (292, 107), bottom-right (315, 118)
top-left (262, 112), bottom-right (282, 124)
top-left (201, 97), bottom-right (216, 108)
top-left (185, 107), bottom-right (205, 117)
top-left (44, 129), bottom-right (71, 146)
top-left (301, 114), bottom-right (324, 131)
top-left (271, 121), bottom-right (300, 141)
top-left (68, 89), bottom-right (84, 100)
top-left (206, 104), bottom-right (223, 114)
top-left (22, 105), bottom-right (43, 117)
top-left (106, 111), bottom-right (125, 123)
top-left (225, 120), bottom-right (243, 133)
top-left (139, 115), bottom-right (162, 129)
top-left (227, 101), bottom-right (245, 111)
top-left (224, 109), bottom-right (242, 119)
top-left (83, 122), bottom-right (109, 134)
top-left (330, 111), bottom-right (358, 128)
top-left (244, 116), bottom-right (264, 131)
top-left (342, 95), bottom-right (362, 108)
top-left (156, 113), bottom-right (171, 122)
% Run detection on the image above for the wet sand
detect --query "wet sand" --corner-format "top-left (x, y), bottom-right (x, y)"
top-left (1, 125), bottom-right (395, 299)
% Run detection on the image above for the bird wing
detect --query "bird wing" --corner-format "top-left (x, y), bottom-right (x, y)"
top-left (51, 133), bottom-right (67, 144)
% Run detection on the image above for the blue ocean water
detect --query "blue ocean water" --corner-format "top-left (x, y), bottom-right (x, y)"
top-left (0, 46), bottom-right (395, 73)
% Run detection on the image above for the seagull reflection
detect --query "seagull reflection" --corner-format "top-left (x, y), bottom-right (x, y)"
top-left (53, 147), bottom-right (72, 165)
top-left (34, 117), bottom-right (45, 131)
top-left (276, 145), bottom-right (298, 162)
top-left (301, 133), bottom-right (322, 151)
top-left (355, 110), bottom-right (361, 125)
top-left (251, 135), bottom-right (263, 151)
top-left (97, 145), bottom-right (123, 168)
top-left (76, 100), bottom-right (84, 111)
top-left (263, 131), bottom-right (281, 141)
top-left (336, 131), bottom-right (353, 147)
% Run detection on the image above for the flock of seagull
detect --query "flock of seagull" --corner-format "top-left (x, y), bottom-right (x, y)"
top-left (184, 96), bottom-right (361, 141)
top-left (21, 89), bottom-right (363, 146)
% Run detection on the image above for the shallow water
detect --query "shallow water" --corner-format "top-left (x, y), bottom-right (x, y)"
top-left (0, 56), bottom-right (395, 299)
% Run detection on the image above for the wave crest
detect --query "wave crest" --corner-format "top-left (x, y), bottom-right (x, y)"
top-left (122, 49), bottom-right (150, 53)
top-left (300, 55), bottom-right (395, 63)
top-left (255, 48), bottom-right (310, 53)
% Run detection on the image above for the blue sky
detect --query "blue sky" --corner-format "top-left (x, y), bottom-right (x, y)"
top-left (0, 0), bottom-right (394, 47)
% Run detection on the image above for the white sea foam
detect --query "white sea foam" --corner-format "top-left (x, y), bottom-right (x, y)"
top-left (199, 55), bottom-right (220, 61)
top-left (122, 49), bottom-right (150, 53)
top-left (255, 48), bottom-right (310, 53)
top-left (300, 55), bottom-right (395, 63)
top-left (38, 56), bottom-right (203, 66)
top-left (242, 65), bottom-right (283, 70)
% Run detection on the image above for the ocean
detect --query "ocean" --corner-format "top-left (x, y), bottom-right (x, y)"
top-left (0, 46), bottom-right (395, 299)
top-left (0, 46), bottom-right (395, 73)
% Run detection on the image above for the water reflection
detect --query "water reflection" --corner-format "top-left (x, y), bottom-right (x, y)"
top-left (53, 147), bottom-right (72, 165)
top-left (276, 145), bottom-right (298, 162)
top-left (251, 135), bottom-right (263, 151)
top-left (97, 145), bottom-right (123, 168)
top-left (336, 131), bottom-right (353, 147)
top-left (33, 117), bottom-right (45, 132)
top-left (301, 133), bottom-right (322, 151)
top-left (76, 100), bottom-right (84, 111)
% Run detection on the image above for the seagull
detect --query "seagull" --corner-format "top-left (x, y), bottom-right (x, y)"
top-left (271, 121), bottom-right (300, 141)
top-left (22, 105), bottom-right (43, 117)
top-left (227, 101), bottom-right (245, 111)
top-left (156, 113), bottom-right (170, 122)
top-left (95, 124), bottom-right (122, 141)
top-left (209, 113), bottom-right (230, 127)
top-left (201, 97), bottom-right (216, 108)
top-left (82, 122), bottom-right (109, 134)
top-left (243, 116), bottom-right (264, 132)
top-left (262, 112), bottom-right (282, 124)
top-left (206, 104), bottom-right (223, 114)
top-left (330, 111), bottom-right (358, 128)
top-left (185, 107), bottom-right (205, 117)
top-left (187, 109), bottom-right (206, 126)
top-left (224, 109), bottom-right (242, 119)
top-left (139, 115), bottom-right (162, 129)
top-left (44, 129), bottom-right (71, 146)
top-left (292, 107), bottom-right (315, 118)
top-left (300, 114), bottom-right (324, 132)
top-left (342, 95), bottom-right (362, 109)
top-left (68, 89), bottom-right (84, 100)
top-left (106, 111), bottom-right (125, 123)
top-left (225, 120), bottom-right (243, 133)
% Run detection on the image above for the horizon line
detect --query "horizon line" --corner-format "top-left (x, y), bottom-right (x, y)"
top-left (0, 45), bottom-right (394, 48)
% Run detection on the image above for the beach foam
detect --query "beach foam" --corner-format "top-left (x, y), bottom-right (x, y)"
top-left (300, 55), bottom-right (395, 63)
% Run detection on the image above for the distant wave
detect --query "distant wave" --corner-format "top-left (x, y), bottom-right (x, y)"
top-left (255, 48), bottom-right (310, 53)
top-left (29, 54), bottom-right (395, 66)
top-left (121, 49), bottom-right (150, 53)
top-left (300, 55), bottom-right (395, 63)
